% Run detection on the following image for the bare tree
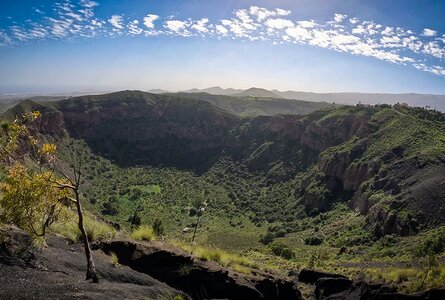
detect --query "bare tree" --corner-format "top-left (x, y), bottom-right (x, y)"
top-left (47, 162), bottom-right (99, 283)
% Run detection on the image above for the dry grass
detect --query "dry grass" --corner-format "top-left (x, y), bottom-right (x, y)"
top-left (51, 208), bottom-right (116, 242)
top-left (130, 225), bottom-right (155, 241)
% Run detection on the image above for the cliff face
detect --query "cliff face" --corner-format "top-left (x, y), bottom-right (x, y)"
top-left (300, 115), bottom-right (373, 152)
top-left (301, 106), bottom-right (445, 236)
top-left (51, 93), bottom-right (374, 179)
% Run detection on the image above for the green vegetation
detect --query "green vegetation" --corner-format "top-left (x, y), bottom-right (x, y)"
top-left (172, 241), bottom-right (260, 274)
top-left (1, 93), bottom-right (445, 293)
top-left (52, 209), bottom-right (116, 242)
top-left (110, 252), bottom-right (120, 267)
top-left (131, 225), bottom-right (155, 241)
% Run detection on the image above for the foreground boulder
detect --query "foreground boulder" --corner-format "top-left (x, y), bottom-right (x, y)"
top-left (301, 270), bottom-right (445, 300)
top-left (99, 239), bottom-right (302, 300)
top-left (297, 269), bottom-right (348, 284)
top-left (317, 281), bottom-right (445, 300)
top-left (315, 277), bottom-right (353, 299)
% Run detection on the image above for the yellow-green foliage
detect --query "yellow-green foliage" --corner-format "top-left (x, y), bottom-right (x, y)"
top-left (52, 209), bottom-right (116, 242)
top-left (130, 225), bottom-right (155, 241)
top-left (0, 163), bottom-right (68, 236)
top-left (172, 241), bottom-right (257, 274)
top-left (110, 252), bottom-right (119, 266)
top-left (362, 264), bottom-right (445, 293)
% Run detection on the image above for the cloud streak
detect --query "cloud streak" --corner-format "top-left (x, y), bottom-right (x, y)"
top-left (1, 1), bottom-right (444, 77)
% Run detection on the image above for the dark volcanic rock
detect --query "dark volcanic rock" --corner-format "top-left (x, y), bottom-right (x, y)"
top-left (314, 277), bottom-right (353, 299)
top-left (297, 269), bottom-right (348, 284)
top-left (311, 278), bottom-right (445, 300)
top-left (99, 239), bottom-right (302, 300)
top-left (0, 226), bottom-right (188, 300)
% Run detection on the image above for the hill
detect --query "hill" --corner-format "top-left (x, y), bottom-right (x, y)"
top-left (184, 86), bottom-right (243, 95)
top-left (2, 90), bottom-right (445, 294)
top-left (168, 92), bottom-right (332, 117)
top-left (5, 91), bottom-right (444, 233)
top-left (232, 87), bottom-right (281, 98)
top-left (184, 87), bottom-right (445, 112)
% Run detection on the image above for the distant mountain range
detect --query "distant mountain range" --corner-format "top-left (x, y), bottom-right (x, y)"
top-left (4, 87), bottom-right (445, 112)
top-left (151, 86), bottom-right (445, 112)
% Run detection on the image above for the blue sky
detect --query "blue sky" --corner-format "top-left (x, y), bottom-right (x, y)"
top-left (0, 0), bottom-right (445, 94)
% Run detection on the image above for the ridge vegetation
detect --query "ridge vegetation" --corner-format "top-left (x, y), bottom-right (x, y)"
top-left (1, 90), bottom-right (445, 294)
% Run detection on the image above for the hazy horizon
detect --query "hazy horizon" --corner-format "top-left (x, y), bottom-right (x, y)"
top-left (3, 85), bottom-right (445, 96)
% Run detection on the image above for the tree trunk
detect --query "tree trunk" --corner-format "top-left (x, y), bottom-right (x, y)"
top-left (75, 190), bottom-right (99, 283)
top-left (130, 203), bottom-right (142, 229)
top-left (192, 214), bottom-right (201, 243)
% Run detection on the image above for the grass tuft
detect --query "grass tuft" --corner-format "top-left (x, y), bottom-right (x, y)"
top-left (51, 209), bottom-right (116, 242)
top-left (130, 225), bottom-right (155, 241)
top-left (110, 252), bottom-right (120, 266)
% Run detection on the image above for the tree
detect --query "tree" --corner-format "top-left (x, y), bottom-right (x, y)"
top-left (0, 112), bottom-right (66, 238)
top-left (414, 235), bottom-right (445, 291)
top-left (190, 195), bottom-right (207, 243)
top-left (128, 185), bottom-right (161, 229)
top-left (0, 163), bottom-right (68, 237)
top-left (153, 218), bottom-right (164, 237)
top-left (0, 111), bottom-right (99, 283)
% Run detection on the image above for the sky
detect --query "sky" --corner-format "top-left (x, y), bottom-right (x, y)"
top-left (0, 0), bottom-right (445, 94)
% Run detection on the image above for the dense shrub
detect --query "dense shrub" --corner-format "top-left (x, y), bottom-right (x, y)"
top-left (130, 225), bottom-right (155, 241)
top-left (260, 232), bottom-right (275, 245)
top-left (270, 241), bottom-right (294, 259)
top-left (304, 235), bottom-right (324, 246)
top-left (153, 218), bottom-right (164, 237)
top-left (101, 201), bottom-right (118, 216)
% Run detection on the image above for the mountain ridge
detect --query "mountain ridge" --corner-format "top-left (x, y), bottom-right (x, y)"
top-left (3, 90), bottom-right (444, 240)
top-left (181, 87), bottom-right (445, 111)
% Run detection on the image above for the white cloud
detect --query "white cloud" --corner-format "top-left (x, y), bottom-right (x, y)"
top-left (215, 25), bottom-right (228, 35)
top-left (249, 6), bottom-right (290, 21)
top-left (65, 12), bottom-right (84, 22)
top-left (381, 26), bottom-right (394, 36)
top-left (297, 20), bottom-right (316, 28)
top-left (191, 18), bottom-right (209, 33)
top-left (414, 63), bottom-right (445, 76)
top-left (285, 26), bottom-right (312, 41)
top-left (422, 28), bottom-right (437, 37)
top-left (79, 0), bottom-right (98, 8)
top-left (164, 20), bottom-right (190, 36)
top-left (352, 25), bottom-right (366, 34)
top-left (422, 41), bottom-right (445, 58)
top-left (128, 20), bottom-right (143, 35)
top-left (265, 18), bottom-right (294, 29)
top-left (143, 14), bottom-right (159, 29)
top-left (349, 17), bottom-right (358, 24)
top-left (48, 17), bottom-right (74, 37)
top-left (108, 15), bottom-right (124, 29)
top-left (0, 30), bottom-right (12, 46)
top-left (2, 5), bottom-right (445, 77)
top-left (334, 14), bottom-right (347, 23)
top-left (381, 35), bottom-right (402, 47)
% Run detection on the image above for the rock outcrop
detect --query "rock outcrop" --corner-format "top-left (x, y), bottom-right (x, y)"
top-left (0, 226), bottom-right (188, 300)
top-left (99, 239), bottom-right (302, 300)
top-left (294, 268), bottom-right (445, 300)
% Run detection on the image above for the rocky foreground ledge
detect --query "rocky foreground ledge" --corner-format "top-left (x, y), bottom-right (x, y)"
top-left (0, 226), bottom-right (188, 300)
top-left (2, 226), bottom-right (445, 300)
top-left (98, 239), bottom-right (301, 300)
top-left (0, 227), bottom-right (301, 300)
top-left (294, 269), bottom-right (445, 300)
